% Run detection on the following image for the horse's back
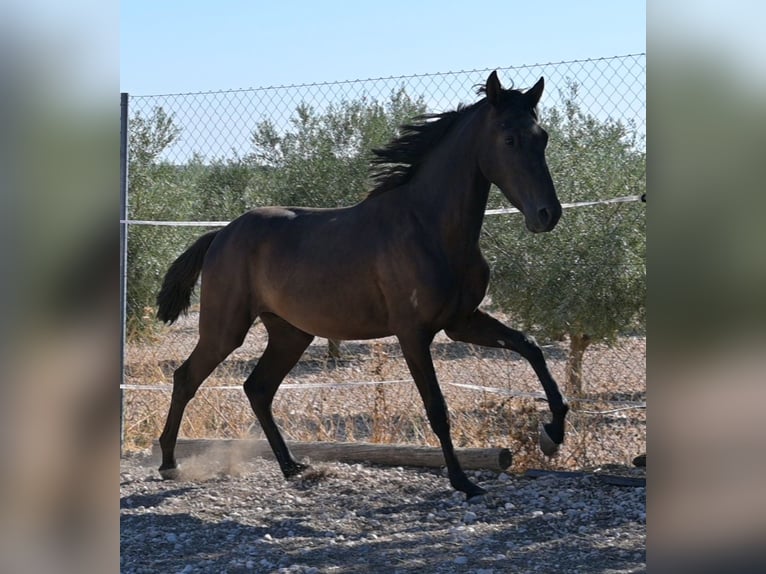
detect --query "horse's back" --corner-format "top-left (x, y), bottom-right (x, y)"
top-left (199, 204), bottom-right (394, 339)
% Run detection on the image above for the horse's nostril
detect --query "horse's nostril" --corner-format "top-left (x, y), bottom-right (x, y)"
top-left (536, 204), bottom-right (561, 230)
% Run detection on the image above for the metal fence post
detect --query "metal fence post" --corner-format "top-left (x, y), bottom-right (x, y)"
top-left (120, 92), bottom-right (129, 455)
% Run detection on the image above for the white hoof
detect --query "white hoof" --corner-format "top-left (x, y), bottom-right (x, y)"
top-left (539, 425), bottom-right (560, 457)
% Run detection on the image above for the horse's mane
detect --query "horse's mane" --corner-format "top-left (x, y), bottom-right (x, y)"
top-left (368, 84), bottom-right (530, 196)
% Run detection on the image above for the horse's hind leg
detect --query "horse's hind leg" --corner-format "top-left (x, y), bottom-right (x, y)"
top-left (243, 314), bottom-right (314, 478)
top-left (158, 319), bottom-right (251, 478)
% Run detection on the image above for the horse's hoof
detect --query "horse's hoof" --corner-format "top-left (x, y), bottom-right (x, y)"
top-left (466, 487), bottom-right (489, 504)
top-left (159, 466), bottom-right (180, 480)
top-left (283, 462), bottom-right (310, 479)
top-left (539, 425), bottom-right (560, 457)
top-left (459, 479), bottom-right (488, 502)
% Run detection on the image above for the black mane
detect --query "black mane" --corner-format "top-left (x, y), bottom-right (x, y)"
top-left (368, 85), bottom-right (529, 196)
top-left (368, 108), bottom-right (469, 196)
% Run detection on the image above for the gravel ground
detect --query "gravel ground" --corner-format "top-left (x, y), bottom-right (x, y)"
top-left (121, 453), bottom-right (645, 573)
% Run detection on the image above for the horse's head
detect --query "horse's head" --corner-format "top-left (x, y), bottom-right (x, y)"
top-left (477, 71), bottom-right (561, 233)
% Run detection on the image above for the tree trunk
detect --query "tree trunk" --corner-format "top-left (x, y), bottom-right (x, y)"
top-left (565, 333), bottom-right (591, 396)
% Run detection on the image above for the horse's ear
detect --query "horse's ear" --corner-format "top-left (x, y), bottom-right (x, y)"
top-left (524, 77), bottom-right (545, 108)
top-left (485, 71), bottom-right (502, 106)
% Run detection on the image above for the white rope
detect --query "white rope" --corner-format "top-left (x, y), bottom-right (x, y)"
top-left (119, 220), bottom-right (228, 227)
top-left (448, 382), bottom-right (645, 409)
top-left (484, 194), bottom-right (642, 216)
top-left (119, 195), bottom-right (643, 227)
top-left (576, 404), bottom-right (646, 415)
top-left (121, 379), bottom-right (645, 412)
top-left (119, 379), bottom-right (411, 392)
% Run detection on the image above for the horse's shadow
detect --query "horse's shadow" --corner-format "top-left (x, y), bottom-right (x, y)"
top-left (120, 487), bottom-right (195, 509)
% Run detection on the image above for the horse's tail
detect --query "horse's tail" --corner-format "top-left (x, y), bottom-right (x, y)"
top-left (156, 229), bottom-right (220, 324)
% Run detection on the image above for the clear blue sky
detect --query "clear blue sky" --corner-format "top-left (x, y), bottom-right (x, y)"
top-left (121, 1), bottom-right (645, 95)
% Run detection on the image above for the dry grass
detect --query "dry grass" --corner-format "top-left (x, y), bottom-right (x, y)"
top-left (123, 312), bottom-right (645, 473)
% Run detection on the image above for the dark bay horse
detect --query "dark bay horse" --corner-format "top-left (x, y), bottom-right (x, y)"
top-left (156, 71), bottom-right (568, 499)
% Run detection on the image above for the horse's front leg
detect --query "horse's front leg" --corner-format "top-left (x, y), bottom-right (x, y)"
top-left (445, 309), bottom-right (569, 456)
top-left (397, 330), bottom-right (487, 500)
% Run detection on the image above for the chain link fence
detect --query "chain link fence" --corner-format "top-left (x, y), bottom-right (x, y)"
top-left (121, 54), bottom-right (645, 471)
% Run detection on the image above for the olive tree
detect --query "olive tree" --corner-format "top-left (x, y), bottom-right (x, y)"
top-left (248, 88), bottom-right (427, 207)
top-left (126, 107), bottom-right (200, 334)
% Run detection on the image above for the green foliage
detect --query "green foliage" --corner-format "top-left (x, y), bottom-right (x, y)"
top-left (192, 155), bottom-right (259, 220)
top-left (249, 88), bottom-right (426, 206)
top-left (126, 107), bottom-right (199, 336)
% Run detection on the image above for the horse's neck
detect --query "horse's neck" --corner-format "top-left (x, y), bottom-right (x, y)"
top-left (408, 127), bottom-right (491, 255)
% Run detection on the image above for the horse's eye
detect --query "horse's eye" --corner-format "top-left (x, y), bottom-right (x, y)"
top-left (505, 136), bottom-right (515, 147)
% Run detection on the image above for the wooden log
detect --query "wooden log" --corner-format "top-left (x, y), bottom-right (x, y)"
top-left (152, 439), bottom-right (512, 472)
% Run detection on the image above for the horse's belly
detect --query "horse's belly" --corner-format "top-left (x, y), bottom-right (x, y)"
top-left (280, 306), bottom-right (392, 341)
top-left (267, 286), bottom-right (392, 341)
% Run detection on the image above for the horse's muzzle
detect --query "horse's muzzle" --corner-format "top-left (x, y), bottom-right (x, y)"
top-left (527, 203), bottom-right (562, 233)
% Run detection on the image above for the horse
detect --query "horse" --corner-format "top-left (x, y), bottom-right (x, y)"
top-left (156, 71), bottom-right (569, 500)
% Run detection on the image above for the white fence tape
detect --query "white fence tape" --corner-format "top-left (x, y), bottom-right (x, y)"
top-left (448, 382), bottom-right (645, 408)
top-left (119, 379), bottom-right (412, 392)
top-left (120, 195), bottom-right (643, 227)
top-left (120, 379), bottom-right (645, 411)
